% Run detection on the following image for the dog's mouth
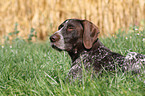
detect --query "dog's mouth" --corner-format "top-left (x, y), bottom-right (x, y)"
top-left (51, 43), bottom-right (73, 52)
top-left (51, 44), bottom-right (63, 51)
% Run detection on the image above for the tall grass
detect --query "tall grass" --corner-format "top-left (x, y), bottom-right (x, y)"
top-left (0, 0), bottom-right (144, 41)
top-left (0, 26), bottom-right (145, 95)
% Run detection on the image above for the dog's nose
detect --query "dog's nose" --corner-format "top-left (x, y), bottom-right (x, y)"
top-left (50, 33), bottom-right (60, 42)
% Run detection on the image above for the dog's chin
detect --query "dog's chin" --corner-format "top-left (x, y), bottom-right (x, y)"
top-left (51, 45), bottom-right (64, 51)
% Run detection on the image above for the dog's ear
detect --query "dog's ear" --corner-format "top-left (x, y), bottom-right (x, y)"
top-left (82, 20), bottom-right (100, 49)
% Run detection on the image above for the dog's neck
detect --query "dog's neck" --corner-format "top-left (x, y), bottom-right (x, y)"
top-left (68, 39), bottom-right (106, 62)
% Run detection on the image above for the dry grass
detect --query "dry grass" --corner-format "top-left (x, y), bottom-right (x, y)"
top-left (0, 0), bottom-right (144, 41)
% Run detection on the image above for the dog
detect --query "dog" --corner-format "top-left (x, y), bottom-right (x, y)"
top-left (50, 19), bottom-right (145, 80)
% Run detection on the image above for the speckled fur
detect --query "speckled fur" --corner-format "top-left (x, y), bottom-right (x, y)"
top-left (67, 46), bottom-right (145, 80)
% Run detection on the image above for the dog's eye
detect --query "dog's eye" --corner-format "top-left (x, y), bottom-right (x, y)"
top-left (67, 26), bottom-right (74, 31)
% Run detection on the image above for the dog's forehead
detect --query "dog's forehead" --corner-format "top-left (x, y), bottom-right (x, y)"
top-left (63, 19), bottom-right (82, 25)
top-left (65, 20), bottom-right (69, 24)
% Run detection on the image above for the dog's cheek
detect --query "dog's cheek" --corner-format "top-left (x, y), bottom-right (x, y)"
top-left (72, 31), bottom-right (79, 39)
top-left (69, 31), bottom-right (79, 44)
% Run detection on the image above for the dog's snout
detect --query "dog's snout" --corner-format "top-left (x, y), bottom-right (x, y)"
top-left (50, 33), bottom-right (60, 42)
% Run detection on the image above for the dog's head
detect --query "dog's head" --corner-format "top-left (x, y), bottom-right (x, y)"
top-left (50, 19), bottom-right (100, 52)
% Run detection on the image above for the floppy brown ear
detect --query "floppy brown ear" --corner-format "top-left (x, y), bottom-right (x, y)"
top-left (82, 20), bottom-right (100, 49)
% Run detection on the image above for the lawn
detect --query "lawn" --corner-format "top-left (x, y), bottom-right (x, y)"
top-left (0, 26), bottom-right (145, 95)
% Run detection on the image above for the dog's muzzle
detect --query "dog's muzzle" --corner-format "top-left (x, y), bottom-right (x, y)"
top-left (50, 30), bottom-right (65, 50)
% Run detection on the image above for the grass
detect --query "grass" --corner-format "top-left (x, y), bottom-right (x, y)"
top-left (0, 27), bottom-right (145, 95)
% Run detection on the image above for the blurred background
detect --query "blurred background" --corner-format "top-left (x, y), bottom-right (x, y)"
top-left (0, 0), bottom-right (144, 42)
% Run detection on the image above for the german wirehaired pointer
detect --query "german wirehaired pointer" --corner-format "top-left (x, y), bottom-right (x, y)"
top-left (50, 19), bottom-right (145, 80)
